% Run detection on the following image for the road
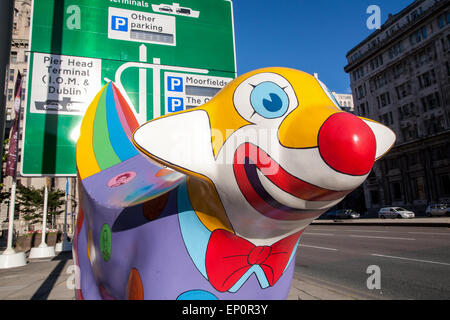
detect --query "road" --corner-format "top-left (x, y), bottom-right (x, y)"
top-left (294, 224), bottom-right (450, 300)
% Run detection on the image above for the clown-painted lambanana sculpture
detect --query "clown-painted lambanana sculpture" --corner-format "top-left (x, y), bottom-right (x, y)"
top-left (74, 67), bottom-right (395, 299)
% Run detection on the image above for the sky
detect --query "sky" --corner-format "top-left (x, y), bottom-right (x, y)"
top-left (232, 0), bottom-right (415, 93)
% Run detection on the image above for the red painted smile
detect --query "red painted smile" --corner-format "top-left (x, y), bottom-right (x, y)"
top-left (233, 143), bottom-right (352, 221)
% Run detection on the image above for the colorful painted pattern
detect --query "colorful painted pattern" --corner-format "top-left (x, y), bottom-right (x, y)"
top-left (75, 68), bottom-right (396, 300)
top-left (77, 82), bottom-right (139, 181)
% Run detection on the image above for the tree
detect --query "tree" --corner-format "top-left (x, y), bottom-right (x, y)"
top-left (2, 138), bottom-right (9, 162)
top-left (16, 184), bottom-right (43, 225)
top-left (16, 184), bottom-right (65, 227)
top-left (0, 183), bottom-right (10, 206)
top-left (47, 188), bottom-right (65, 228)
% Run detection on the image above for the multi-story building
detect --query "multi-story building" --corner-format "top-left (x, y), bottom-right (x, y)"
top-left (332, 92), bottom-right (355, 112)
top-left (1, 0), bottom-right (77, 235)
top-left (344, 0), bottom-right (450, 214)
top-left (5, 0), bottom-right (30, 130)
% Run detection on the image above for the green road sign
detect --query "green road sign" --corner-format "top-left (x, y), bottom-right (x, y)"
top-left (22, 0), bottom-right (236, 176)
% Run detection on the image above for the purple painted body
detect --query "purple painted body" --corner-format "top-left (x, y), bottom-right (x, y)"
top-left (75, 155), bottom-right (296, 300)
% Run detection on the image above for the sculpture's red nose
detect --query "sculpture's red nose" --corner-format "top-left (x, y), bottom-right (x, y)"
top-left (318, 113), bottom-right (376, 176)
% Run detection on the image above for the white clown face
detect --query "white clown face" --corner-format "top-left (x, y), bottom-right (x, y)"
top-left (133, 68), bottom-right (395, 243)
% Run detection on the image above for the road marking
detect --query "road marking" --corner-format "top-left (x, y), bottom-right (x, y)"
top-left (303, 233), bottom-right (335, 236)
top-left (371, 254), bottom-right (450, 266)
top-left (344, 230), bottom-right (389, 233)
top-left (407, 232), bottom-right (450, 236)
top-left (349, 235), bottom-right (416, 241)
top-left (299, 244), bottom-right (338, 251)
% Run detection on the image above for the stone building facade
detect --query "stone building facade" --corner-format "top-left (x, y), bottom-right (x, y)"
top-left (332, 92), bottom-right (354, 112)
top-left (344, 0), bottom-right (450, 214)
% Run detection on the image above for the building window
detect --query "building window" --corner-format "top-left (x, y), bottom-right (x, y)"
top-left (431, 145), bottom-right (447, 161)
top-left (418, 69), bottom-right (436, 89)
top-left (408, 152), bottom-right (420, 166)
top-left (438, 12), bottom-right (450, 28)
top-left (374, 73), bottom-right (388, 90)
top-left (9, 69), bottom-right (14, 82)
top-left (392, 62), bottom-right (406, 79)
top-left (389, 42), bottom-right (403, 59)
top-left (370, 190), bottom-right (380, 205)
top-left (357, 85), bottom-right (365, 100)
top-left (399, 103), bottom-right (417, 119)
top-left (391, 182), bottom-right (402, 201)
top-left (401, 124), bottom-right (419, 141)
top-left (7, 89), bottom-right (13, 101)
top-left (440, 174), bottom-right (450, 196)
top-left (426, 116), bottom-right (446, 135)
top-left (359, 102), bottom-right (366, 116)
top-left (381, 113), bottom-right (393, 125)
top-left (377, 92), bottom-right (391, 108)
top-left (410, 26), bottom-right (428, 45)
top-left (421, 26), bottom-right (427, 39)
top-left (353, 66), bottom-right (365, 81)
top-left (395, 81), bottom-right (412, 99)
top-left (370, 55), bottom-right (384, 71)
top-left (421, 92), bottom-right (441, 112)
top-left (11, 51), bottom-right (17, 63)
top-left (412, 177), bottom-right (426, 200)
top-left (415, 45), bottom-right (434, 67)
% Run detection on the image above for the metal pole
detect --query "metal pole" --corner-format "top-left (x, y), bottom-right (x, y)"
top-left (61, 177), bottom-right (71, 250)
top-left (3, 180), bottom-right (17, 254)
top-left (3, 70), bottom-right (23, 255)
top-left (63, 177), bottom-right (68, 240)
top-left (0, 0), bottom-right (15, 173)
top-left (71, 177), bottom-right (76, 237)
top-left (39, 179), bottom-right (49, 248)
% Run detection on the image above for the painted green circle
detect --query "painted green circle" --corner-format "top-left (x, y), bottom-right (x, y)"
top-left (99, 224), bottom-right (112, 262)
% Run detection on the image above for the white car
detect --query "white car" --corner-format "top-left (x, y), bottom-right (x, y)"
top-left (425, 204), bottom-right (447, 217)
top-left (378, 207), bottom-right (415, 219)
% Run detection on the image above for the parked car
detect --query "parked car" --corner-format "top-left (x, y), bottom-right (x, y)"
top-left (327, 209), bottom-right (360, 219)
top-left (425, 204), bottom-right (447, 217)
top-left (378, 207), bottom-right (415, 219)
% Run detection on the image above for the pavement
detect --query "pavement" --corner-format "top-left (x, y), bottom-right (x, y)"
top-left (0, 251), bottom-right (75, 300)
top-left (0, 217), bottom-right (447, 300)
top-left (0, 250), bottom-right (350, 300)
top-left (288, 272), bottom-right (367, 300)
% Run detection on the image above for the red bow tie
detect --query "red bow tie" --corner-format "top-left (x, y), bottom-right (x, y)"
top-left (205, 229), bottom-right (302, 292)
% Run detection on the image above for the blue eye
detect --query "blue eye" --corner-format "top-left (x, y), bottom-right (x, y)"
top-left (250, 82), bottom-right (289, 119)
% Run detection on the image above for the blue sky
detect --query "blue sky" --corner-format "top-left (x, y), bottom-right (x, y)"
top-left (232, 0), bottom-right (415, 93)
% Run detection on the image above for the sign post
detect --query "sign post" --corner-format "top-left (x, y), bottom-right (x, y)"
top-left (29, 178), bottom-right (56, 259)
top-left (0, 71), bottom-right (27, 269)
top-left (21, 0), bottom-right (235, 259)
top-left (56, 177), bottom-right (72, 252)
top-left (22, 0), bottom-right (236, 176)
